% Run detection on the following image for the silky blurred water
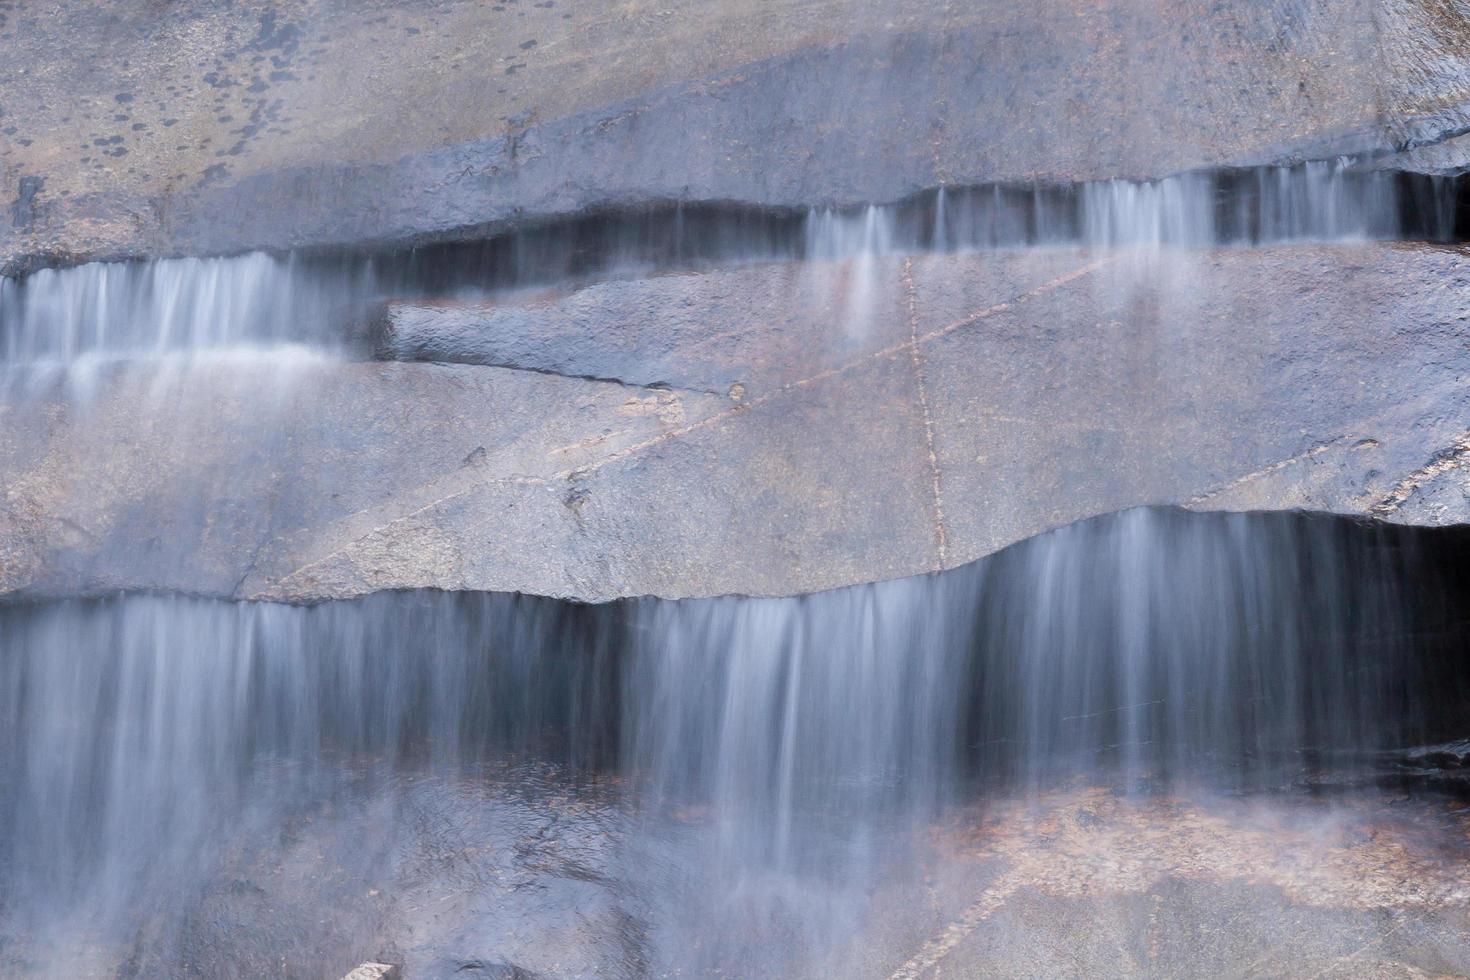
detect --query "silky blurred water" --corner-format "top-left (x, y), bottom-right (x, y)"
top-left (1, 508), bottom-right (1466, 976)
top-left (1, 163), bottom-right (1457, 369)
top-left (1, 159), bottom-right (1467, 976)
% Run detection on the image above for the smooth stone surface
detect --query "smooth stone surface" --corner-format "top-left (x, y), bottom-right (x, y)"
top-left (370, 258), bottom-right (915, 395)
top-left (2, 0), bottom-right (1469, 269)
top-left (1, 242), bottom-right (1467, 602)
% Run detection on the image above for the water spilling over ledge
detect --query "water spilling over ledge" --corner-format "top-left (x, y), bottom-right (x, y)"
top-left (2, 508), bottom-right (1469, 976)
top-left (8, 5), bottom-right (1470, 976)
top-left (1, 163), bottom-right (1465, 366)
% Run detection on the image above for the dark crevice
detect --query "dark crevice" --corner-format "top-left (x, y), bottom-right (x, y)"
top-left (400, 355), bottom-right (723, 396)
top-left (5, 506), bottom-right (1470, 793)
top-left (4, 162), bottom-right (1469, 286)
top-left (5, 161), bottom-right (1468, 363)
top-left (234, 165), bottom-right (1470, 288)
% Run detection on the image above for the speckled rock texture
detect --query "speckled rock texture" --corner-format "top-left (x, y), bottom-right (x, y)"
top-left (3, 242), bottom-right (1467, 602)
top-left (2, 0), bottom-right (1469, 270)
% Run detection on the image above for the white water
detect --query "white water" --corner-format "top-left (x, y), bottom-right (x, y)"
top-left (1, 508), bottom-right (1462, 976)
top-left (0, 252), bottom-right (376, 363)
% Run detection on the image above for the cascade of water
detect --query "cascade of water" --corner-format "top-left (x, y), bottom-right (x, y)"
top-left (1, 508), bottom-right (1465, 973)
top-left (1079, 171), bottom-right (1219, 248)
top-left (0, 252), bottom-right (379, 363)
top-left (1, 164), bottom-right (1457, 369)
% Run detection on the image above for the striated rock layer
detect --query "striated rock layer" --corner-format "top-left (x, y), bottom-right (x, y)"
top-left (2, 242), bottom-right (1468, 602)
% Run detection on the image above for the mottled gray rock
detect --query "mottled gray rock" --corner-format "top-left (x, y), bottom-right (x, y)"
top-left (10, 773), bottom-right (1467, 978)
top-left (2, 0), bottom-right (1469, 268)
top-left (2, 242), bottom-right (1467, 602)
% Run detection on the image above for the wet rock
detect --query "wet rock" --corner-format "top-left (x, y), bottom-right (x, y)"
top-left (2, 242), bottom-right (1469, 602)
top-left (374, 294), bottom-right (741, 393)
top-left (8, 175), bottom-right (43, 230)
top-left (1403, 740), bottom-right (1470, 770)
top-left (5, 764), bottom-right (1466, 977)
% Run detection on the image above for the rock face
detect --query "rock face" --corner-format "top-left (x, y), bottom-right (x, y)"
top-left (4, 11), bottom-right (1470, 977)
top-left (2, 0), bottom-right (1469, 269)
top-left (2, 242), bottom-right (1467, 602)
top-left (2, 1), bottom-right (1469, 602)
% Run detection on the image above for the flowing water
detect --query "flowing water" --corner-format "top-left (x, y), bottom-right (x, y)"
top-left (2, 161), bottom-right (1470, 977)
top-left (1, 163), bottom-right (1461, 368)
top-left (1, 510), bottom-right (1468, 976)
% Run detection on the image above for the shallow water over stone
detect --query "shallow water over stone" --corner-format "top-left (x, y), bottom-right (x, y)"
top-left (2, 508), bottom-right (1468, 977)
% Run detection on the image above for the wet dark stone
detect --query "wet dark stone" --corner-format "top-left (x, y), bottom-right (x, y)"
top-left (9, 175), bottom-right (43, 230)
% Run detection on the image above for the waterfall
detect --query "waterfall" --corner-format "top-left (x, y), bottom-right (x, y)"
top-left (2, 154), bottom-right (1468, 977)
top-left (10, 0), bottom-right (1470, 968)
top-left (0, 252), bottom-right (375, 363)
top-left (1, 163), bottom-right (1458, 371)
top-left (2, 508), bottom-right (1465, 976)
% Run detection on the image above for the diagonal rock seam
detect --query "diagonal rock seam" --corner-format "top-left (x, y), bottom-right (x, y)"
top-left (886, 872), bottom-right (1024, 980)
top-left (263, 258), bottom-right (1111, 597)
top-left (1184, 438), bottom-right (1349, 506)
top-left (378, 320), bottom-right (727, 397)
top-left (1369, 429), bottom-right (1470, 518)
top-left (264, 473), bottom-right (553, 596)
top-left (430, 359), bottom-right (725, 398)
